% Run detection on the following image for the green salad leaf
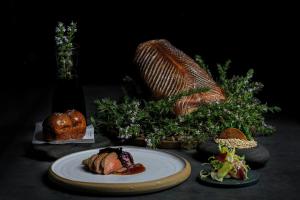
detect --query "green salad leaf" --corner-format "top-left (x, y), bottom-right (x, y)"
top-left (200, 145), bottom-right (250, 182)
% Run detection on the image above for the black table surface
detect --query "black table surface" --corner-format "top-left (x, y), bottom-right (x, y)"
top-left (1, 86), bottom-right (300, 200)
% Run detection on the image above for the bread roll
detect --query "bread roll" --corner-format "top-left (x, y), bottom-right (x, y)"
top-left (66, 109), bottom-right (87, 139)
top-left (42, 110), bottom-right (86, 141)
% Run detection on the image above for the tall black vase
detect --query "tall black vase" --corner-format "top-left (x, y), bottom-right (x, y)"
top-left (52, 79), bottom-right (86, 118)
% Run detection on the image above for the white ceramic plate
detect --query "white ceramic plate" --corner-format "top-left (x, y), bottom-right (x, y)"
top-left (49, 146), bottom-right (191, 195)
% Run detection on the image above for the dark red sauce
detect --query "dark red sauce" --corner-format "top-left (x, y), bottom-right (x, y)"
top-left (117, 163), bottom-right (146, 175)
top-left (215, 153), bottom-right (227, 162)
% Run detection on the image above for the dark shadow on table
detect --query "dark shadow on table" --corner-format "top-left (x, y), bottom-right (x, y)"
top-left (23, 141), bottom-right (57, 161)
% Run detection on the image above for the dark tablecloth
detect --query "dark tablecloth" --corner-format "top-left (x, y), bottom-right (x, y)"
top-left (0, 86), bottom-right (299, 200)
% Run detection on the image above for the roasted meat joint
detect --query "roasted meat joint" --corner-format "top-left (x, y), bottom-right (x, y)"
top-left (134, 39), bottom-right (226, 115)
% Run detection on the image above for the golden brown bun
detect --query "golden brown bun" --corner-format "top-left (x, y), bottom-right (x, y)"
top-left (66, 110), bottom-right (87, 139)
top-left (43, 110), bottom-right (86, 141)
top-left (218, 128), bottom-right (248, 140)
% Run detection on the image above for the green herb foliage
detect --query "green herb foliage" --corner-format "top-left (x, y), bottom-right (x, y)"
top-left (55, 21), bottom-right (77, 80)
top-left (91, 56), bottom-right (280, 148)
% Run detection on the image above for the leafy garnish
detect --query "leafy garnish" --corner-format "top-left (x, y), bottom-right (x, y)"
top-left (200, 145), bottom-right (249, 182)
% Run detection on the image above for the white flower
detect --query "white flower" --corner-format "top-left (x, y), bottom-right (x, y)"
top-left (63, 36), bottom-right (68, 42)
top-left (195, 130), bottom-right (201, 135)
top-left (58, 22), bottom-right (64, 28)
top-left (118, 127), bottom-right (132, 140)
top-left (59, 59), bottom-right (66, 65)
top-left (56, 22), bottom-right (66, 33)
top-left (132, 111), bottom-right (137, 116)
top-left (130, 117), bottom-right (135, 123)
top-left (133, 101), bottom-right (140, 107)
top-left (179, 116), bottom-right (185, 123)
top-left (55, 36), bottom-right (62, 45)
top-left (145, 138), bottom-right (153, 147)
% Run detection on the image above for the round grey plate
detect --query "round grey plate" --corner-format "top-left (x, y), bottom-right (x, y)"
top-left (48, 146), bottom-right (191, 195)
top-left (198, 167), bottom-right (260, 188)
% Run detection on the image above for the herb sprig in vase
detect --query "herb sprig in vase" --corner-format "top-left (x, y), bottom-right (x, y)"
top-left (55, 21), bottom-right (78, 80)
top-left (52, 21), bottom-right (86, 117)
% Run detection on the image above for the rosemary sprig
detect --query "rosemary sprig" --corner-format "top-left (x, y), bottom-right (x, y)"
top-left (55, 21), bottom-right (77, 80)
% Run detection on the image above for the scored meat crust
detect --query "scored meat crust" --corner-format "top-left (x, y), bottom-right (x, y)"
top-left (134, 39), bottom-right (225, 115)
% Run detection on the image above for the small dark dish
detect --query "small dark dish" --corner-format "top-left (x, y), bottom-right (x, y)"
top-left (198, 165), bottom-right (260, 188)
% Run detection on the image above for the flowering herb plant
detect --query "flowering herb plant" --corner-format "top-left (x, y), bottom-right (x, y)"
top-left (55, 21), bottom-right (77, 80)
top-left (91, 57), bottom-right (280, 148)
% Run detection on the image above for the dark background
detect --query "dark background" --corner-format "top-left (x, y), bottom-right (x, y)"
top-left (1, 3), bottom-right (300, 199)
top-left (3, 1), bottom-right (299, 125)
